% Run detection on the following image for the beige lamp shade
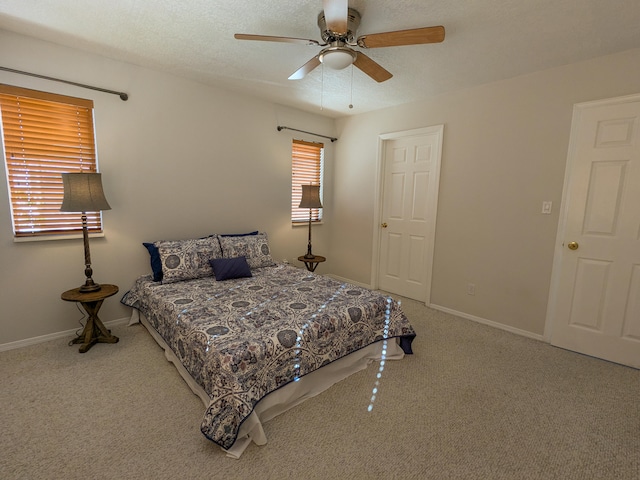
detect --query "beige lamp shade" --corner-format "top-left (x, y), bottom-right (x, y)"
top-left (60, 172), bottom-right (111, 212)
top-left (298, 184), bottom-right (322, 209)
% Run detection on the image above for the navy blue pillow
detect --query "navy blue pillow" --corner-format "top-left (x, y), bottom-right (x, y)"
top-left (209, 256), bottom-right (252, 281)
top-left (143, 242), bottom-right (163, 282)
top-left (219, 231), bottom-right (259, 237)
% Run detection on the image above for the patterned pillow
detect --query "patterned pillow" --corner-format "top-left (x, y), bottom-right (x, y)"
top-left (219, 232), bottom-right (275, 269)
top-left (155, 236), bottom-right (223, 284)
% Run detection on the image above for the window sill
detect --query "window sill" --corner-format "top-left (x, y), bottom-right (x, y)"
top-left (13, 232), bottom-right (106, 243)
top-left (292, 221), bottom-right (324, 227)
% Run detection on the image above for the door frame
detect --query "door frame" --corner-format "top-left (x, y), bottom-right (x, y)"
top-left (543, 92), bottom-right (640, 341)
top-left (370, 125), bottom-right (444, 305)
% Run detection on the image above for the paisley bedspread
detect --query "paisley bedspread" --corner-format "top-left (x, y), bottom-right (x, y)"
top-left (121, 263), bottom-right (416, 450)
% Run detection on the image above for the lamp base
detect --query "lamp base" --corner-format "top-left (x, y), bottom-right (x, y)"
top-left (79, 280), bottom-right (101, 293)
top-left (303, 253), bottom-right (317, 260)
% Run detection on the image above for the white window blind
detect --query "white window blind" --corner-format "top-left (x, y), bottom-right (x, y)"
top-left (0, 84), bottom-right (102, 237)
top-left (291, 139), bottom-right (323, 223)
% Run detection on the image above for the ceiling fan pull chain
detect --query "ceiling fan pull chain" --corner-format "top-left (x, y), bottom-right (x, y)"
top-left (321, 64), bottom-right (324, 111)
top-left (349, 64), bottom-right (354, 109)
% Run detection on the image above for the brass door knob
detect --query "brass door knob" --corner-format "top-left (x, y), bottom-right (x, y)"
top-left (381, 223), bottom-right (388, 228)
top-left (568, 241), bottom-right (579, 250)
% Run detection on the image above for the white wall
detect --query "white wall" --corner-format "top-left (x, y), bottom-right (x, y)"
top-left (0, 30), bottom-right (335, 345)
top-left (3, 27), bottom-right (639, 346)
top-left (332, 47), bottom-right (640, 336)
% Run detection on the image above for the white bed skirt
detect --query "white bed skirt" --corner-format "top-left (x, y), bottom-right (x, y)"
top-left (128, 309), bottom-right (404, 458)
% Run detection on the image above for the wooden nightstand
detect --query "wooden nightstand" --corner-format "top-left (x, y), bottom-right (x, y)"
top-left (61, 284), bottom-right (119, 353)
top-left (298, 255), bottom-right (326, 272)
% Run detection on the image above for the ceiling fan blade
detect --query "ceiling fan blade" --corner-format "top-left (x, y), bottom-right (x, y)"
top-left (235, 33), bottom-right (321, 46)
top-left (357, 26), bottom-right (445, 48)
top-left (353, 52), bottom-right (393, 83)
top-left (288, 56), bottom-right (322, 80)
top-left (323, 0), bottom-right (348, 34)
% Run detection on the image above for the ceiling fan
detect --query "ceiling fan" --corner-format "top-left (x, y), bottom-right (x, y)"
top-left (234, 0), bottom-right (445, 83)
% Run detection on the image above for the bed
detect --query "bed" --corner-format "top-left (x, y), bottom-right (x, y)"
top-left (121, 232), bottom-right (416, 458)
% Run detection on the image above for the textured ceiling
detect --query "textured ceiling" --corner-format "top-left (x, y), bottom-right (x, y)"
top-left (1, 0), bottom-right (639, 117)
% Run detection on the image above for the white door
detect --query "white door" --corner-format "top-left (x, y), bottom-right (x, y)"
top-left (376, 126), bottom-right (443, 302)
top-left (548, 94), bottom-right (640, 368)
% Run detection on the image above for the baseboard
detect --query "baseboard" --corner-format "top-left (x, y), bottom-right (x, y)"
top-left (429, 304), bottom-right (545, 342)
top-left (1, 299), bottom-right (543, 352)
top-left (0, 317), bottom-right (131, 352)
top-left (323, 276), bottom-right (544, 342)
top-left (324, 274), bottom-right (372, 289)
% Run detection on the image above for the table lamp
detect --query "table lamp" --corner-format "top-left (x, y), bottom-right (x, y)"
top-left (299, 184), bottom-right (322, 259)
top-left (60, 172), bottom-right (111, 292)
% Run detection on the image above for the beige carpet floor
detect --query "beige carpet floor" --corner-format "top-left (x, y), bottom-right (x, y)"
top-left (1, 297), bottom-right (638, 480)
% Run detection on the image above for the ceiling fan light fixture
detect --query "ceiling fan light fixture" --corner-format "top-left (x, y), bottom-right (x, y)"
top-left (319, 47), bottom-right (356, 70)
top-left (236, 6), bottom-right (444, 84)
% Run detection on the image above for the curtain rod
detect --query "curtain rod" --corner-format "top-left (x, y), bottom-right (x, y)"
top-left (277, 126), bottom-right (337, 142)
top-left (0, 66), bottom-right (129, 101)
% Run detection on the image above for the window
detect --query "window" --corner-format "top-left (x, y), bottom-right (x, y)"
top-left (0, 84), bottom-right (102, 238)
top-left (291, 139), bottom-right (323, 223)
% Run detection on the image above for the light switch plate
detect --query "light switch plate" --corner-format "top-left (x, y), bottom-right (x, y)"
top-left (542, 201), bottom-right (552, 214)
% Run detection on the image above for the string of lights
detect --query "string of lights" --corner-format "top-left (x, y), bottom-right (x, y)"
top-left (367, 297), bottom-right (395, 412)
